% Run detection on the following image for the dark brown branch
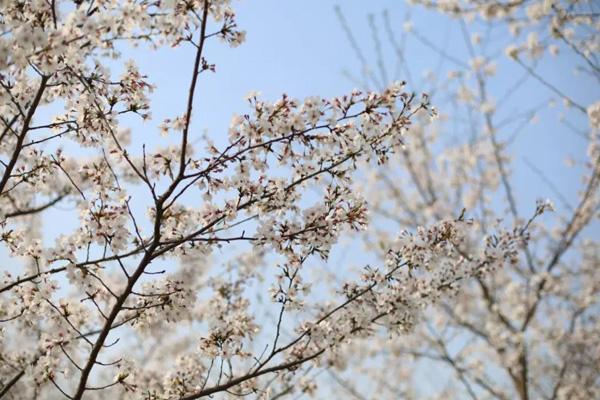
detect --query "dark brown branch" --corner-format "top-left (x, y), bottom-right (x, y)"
top-left (0, 75), bottom-right (49, 196)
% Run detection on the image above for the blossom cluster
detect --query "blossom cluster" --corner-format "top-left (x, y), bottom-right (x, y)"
top-left (0, 1), bottom-right (469, 399)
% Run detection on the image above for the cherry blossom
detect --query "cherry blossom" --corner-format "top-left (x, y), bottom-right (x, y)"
top-left (325, 1), bottom-right (600, 399)
top-left (0, 1), bottom-right (510, 399)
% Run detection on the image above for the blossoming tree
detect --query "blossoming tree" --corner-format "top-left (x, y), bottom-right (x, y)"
top-left (0, 1), bottom-right (540, 399)
top-left (325, 1), bottom-right (600, 399)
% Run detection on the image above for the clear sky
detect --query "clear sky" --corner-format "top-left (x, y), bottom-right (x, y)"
top-left (121, 0), bottom-right (598, 219)
top-left (4, 1), bottom-right (596, 286)
top-left (15, 0), bottom-right (597, 266)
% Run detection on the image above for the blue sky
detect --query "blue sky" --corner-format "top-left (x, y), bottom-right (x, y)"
top-left (122, 0), bottom-right (597, 218)
top-left (4, 1), bottom-right (595, 268)
top-left (14, 0), bottom-right (596, 256)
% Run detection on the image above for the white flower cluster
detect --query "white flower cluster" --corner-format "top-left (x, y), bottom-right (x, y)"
top-left (588, 101), bottom-right (600, 129)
